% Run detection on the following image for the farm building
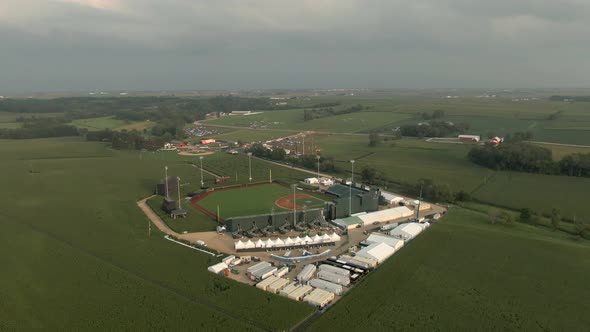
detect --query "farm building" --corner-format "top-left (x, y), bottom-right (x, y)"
top-left (304, 177), bottom-right (319, 185)
top-left (458, 134), bottom-right (480, 142)
top-left (320, 178), bottom-right (334, 186)
top-left (303, 288), bottom-right (335, 307)
top-left (381, 192), bottom-right (404, 205)
top-left (288, 285), bottom-right (313, 301)
top-left (267, 278), bottom-right (290, 293)
top-left (388, 222), bottom-right (426, 241)
top-left (331, 206), bottom-right (413, 229)
top-left (297, 264), bottom-right (317, 283)
top-left (207, 262), bottom-right (228, 274)
top-left (308, 278), bottom-right (343, 295)
top-left (355, 242), bottom-right (396, 264)
top-left (256, 275), bottom-right (279, 291)
top-left (365, 233), bottom-right (405, 251)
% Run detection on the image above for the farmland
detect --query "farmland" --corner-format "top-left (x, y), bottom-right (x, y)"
top-left (0, 137), bottom-right (314, 330)
top-left (307, 207), bottom-right (590, 331)
top-left (70, 116), bottom-right (154, 132)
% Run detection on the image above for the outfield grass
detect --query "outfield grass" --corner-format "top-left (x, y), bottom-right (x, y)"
top-left (197, 183), bottom-right (328, 219)
top-left (307, 207), bottom-right (590, 331)
top-left (0, 137), bottom-right (314, 330)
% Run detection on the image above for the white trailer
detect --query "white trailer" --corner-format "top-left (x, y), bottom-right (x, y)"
top-left (308, 278), bottom-right (343, 296)
top-left (274, 266), bottom-right (289, 278)
top-left (317, 270), bottom-right (350, 287)
top-left (318, 264), bottom-right (350, 277)
top-left (297, 264), bottom-right (317, 283)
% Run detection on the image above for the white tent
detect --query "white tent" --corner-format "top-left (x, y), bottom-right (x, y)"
top-left (244, 240), bottom-right (255, 249)
top-left (293, 236), bottom-right (303, 245)
top-left (389, 222), bottom-right (423, 241)
top-left (255, 239), bottom-right (265, 248)
top-left (365, 233), bottom-right (405, 251)
top-left (284, 237), bottom-right (294, 246)
top-left (274, 238), bottom-right (285, 247)
top-left (208, 262), bottom-right (228, 274)
top-left (311, 234), bottom-right (322, 243)
top-left (355, 242), bottom-right (395, 264)
top-left (235, 241), bottom-right (245, 250)
top-left (321, 234), bottom-right (332, 242)
top-left (330, 233), bottom-right (341, 242)
top-left (302, 235), bottom-right (313, 244)
top-left (263, 239), bottom-right (274, 248)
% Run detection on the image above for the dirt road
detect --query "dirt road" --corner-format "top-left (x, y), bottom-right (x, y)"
top-left (137, 195), bottom-right (180, 237)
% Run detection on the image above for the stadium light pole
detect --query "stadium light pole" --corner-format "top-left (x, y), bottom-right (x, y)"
top-left (248, 152), bottom-right (253, 182)
top-left (316, 155), bottom-right (320, 181)
top-left (349, 160), bottom-right (355, 216)
top-left (177, 176), bottom-right (182, 209)
top-left (164, 166), bottom-right (169, 198)
top-left (199, 156), bottom-right (204, 188)
top-left (292, 184), bottom-right (297, 225)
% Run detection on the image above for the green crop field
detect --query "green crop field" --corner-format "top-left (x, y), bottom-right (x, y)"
top-left (70, 116), bottom-right (131, 130)
top-left (204, 109), bottom-right (411, 134)
top-left (0, 137), bottom-right (314, 330)
top-left (472, 171), bottom-right (590, 220)
top-left (197, 183), bottom-right (328, 219)
top-left (307, 207), bottom-right (590, 331)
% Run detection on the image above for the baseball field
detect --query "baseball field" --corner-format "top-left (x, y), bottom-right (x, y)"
top-left (194, 183), bottom-right (329, 219)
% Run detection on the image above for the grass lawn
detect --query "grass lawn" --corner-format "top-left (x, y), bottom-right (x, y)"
top-left (146, 196), bottom-right (219, 233)
top-left (307, 207), bottom-right (590, 331)
top-left (0, 137), bottom-right (314, 330)
top-left (197, 183), bottom-right (328, 219)
top-left (70, 116), bottom-right (129, 130)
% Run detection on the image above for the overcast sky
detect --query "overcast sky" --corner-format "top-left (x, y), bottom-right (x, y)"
top-left (1, 0), bottom-right (589, 92)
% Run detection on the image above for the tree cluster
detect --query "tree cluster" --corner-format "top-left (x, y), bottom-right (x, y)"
top-left (400, 121), bottom-right (469, 138)
top-left (0, 117), bottom-right (79, 139)
top-left (421, 109), bottom-right (446, 120)
top-left (303, 104), bottom-right (365, 121)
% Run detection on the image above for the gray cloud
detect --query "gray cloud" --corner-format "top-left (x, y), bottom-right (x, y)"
top-left (1, 0), bottom-right (589, 92)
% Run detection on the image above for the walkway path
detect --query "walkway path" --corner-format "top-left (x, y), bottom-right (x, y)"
top-left (137, 195), bottom-right (180, 238)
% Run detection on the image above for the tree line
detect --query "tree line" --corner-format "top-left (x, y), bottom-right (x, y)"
top-left (246, 143), bottom-right (337, 172)
top-left (399, 121), bottom-right (470, 138)
top-left (303, 104), bottom-right (365, 121)
top-left (468, 142), bottom-right (590, 177)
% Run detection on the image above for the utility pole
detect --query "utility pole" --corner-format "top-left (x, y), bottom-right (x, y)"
top-left (416, 183), bottom-right (423, 220)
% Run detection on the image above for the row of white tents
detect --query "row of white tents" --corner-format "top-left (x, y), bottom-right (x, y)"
top-left (235, 233), bottom-right (341, 251)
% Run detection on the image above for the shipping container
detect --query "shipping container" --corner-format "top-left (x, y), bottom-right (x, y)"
top-left (267, 278), bottom-right (290, 294)
top-left (288, 285), bottom-right (313, 301)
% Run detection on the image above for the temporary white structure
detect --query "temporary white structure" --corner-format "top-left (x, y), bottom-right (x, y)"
top-left (244, 240), bottom-right (255, 249)
top-left (355, 242), bottom-right (396, 264)
top-left (234, 241), bottom-right (245, 250)
top-left (330, 233), bottom-right (341, 242)
top-left (365, 233), bottom-right (405, 251)
top-left (389, 222), bottom-right (424, 241)
top-left (357, 206), bottom-right (413, 225)
top-left (284, 237), bottom-right (294, 246)
top-left (302, 235), bottom-right (313, 244)
top-left (321, 234), bottom-right (332, 242)
top-left (274, 238), bottom-right (285, 246)
top-left (255, 239), bottom-right (265, 248)
top-left (267, 278), bottom-right (290, 293)
top-left (288, 285), bottom-right (313, 301)
top-left (297, 264), bottom-right (317, 283)
top-left (293, 236), bottom-right (303, 245)
top-left (381, 192), bottom-right (404, 204)
top-left (208, 262), bottom-right (228, 274)
top-left (308, 278), bottom-right (343, 295)
top-left (303, 288), bottom-right (334, 307)
top-left (263, 239), bottom-right (274, 248)
top-left (312, 234), bottom-right (322, 243)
